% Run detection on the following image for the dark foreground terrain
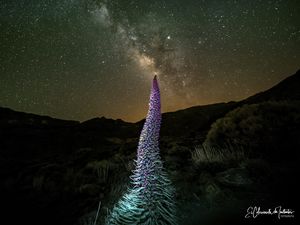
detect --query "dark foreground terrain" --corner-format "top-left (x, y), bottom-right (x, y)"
top-left (1, 70), bottom-right (299, 225)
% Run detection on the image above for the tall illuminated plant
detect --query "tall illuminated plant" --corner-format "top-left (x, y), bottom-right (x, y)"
top-left (106, 76), bottom-right (177, 225)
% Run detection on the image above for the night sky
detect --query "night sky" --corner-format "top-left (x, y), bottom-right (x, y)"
top-left (1, 0), bottom-right (299, 122)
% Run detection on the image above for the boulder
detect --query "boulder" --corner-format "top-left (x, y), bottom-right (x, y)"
top-left (216, 168), bottom-right (252, 187)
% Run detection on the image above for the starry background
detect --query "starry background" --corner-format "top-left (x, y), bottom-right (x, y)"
top-left (1, 0), bottom-right (299, 122)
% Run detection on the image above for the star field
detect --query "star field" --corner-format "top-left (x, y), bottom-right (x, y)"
top-left (0, 0), bottom-right (299, 122)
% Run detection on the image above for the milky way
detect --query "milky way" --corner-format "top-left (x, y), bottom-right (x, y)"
top-left (0, 0), bottom-right (299, 121)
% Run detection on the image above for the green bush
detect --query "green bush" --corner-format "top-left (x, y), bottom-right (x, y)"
top-left (192, 145), bottom-right (246, 165)
top-left (204, 101), bottom-right (300, 158)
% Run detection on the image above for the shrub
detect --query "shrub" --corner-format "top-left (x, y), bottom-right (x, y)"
top-left (86, 160), bottom-right (110, 183)
top-left (204, 101), bottom-right (300, 159)
top-left (192, 145), bottom-right (246, 165)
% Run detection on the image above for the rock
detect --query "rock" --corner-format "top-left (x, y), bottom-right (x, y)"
top-left (205, 182), bottom-right (221, 197)
top-left (216, 168), bottom-right (253, 187)
top-left (106, 137), bottom-right (123, 144)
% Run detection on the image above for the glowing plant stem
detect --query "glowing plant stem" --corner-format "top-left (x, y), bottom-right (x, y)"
top-left (106, 76), bottom-right (177, 225)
